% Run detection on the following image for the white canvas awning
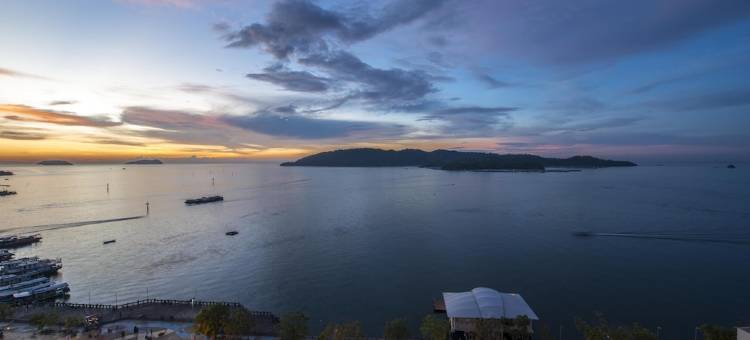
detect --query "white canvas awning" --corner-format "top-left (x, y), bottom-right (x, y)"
top-left (443, 287), bottom-right (539, 320)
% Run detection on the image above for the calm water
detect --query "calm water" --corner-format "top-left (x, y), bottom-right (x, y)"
top-left (0, 163), bottom-right (748, 339)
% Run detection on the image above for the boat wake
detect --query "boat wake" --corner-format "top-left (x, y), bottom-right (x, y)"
top-left (572, 231), bottom-right (750, 245)
top-left (3, 215), bottom-right (145, 235)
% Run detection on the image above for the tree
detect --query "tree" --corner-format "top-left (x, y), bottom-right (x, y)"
top-left (385, 318), bottom-right (410, 340)
top-left (194, 305), bottom-right (256, 338)
top-left (30, 312), bottom-right (59, 332)
top-left (318, 321), bottom-right (365, 340)
top-left (575, 313), bottom-right (656, 340)
top-left (224, 308), bottom-right (255, 337)
top-left (280, 311), bottom-right (309, 340)
top-left (63, 316), bottom-right (84, 335)
top-left (194, 304), bottom-right (231, 338)
top-left (420, 314), bottom-right (449, 340)
top-left (475, 318), bottom-right (505, 340)
top-left (700, 324), bottom-right (737, 340)
top-left (0, 303), bottom-right (14, 320)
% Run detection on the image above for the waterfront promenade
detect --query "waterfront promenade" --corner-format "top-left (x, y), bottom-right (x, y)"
top-left (9, 298), bottom-right (279, 336)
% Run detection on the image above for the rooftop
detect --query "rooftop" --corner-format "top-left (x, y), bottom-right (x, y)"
top-left (442, 287), bottom-right (539, 320)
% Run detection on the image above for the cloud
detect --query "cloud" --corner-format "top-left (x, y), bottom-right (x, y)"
top-left (475, 72), bottom-right (510, 89)
top-left (0, 104), bottom-right (120, 127)
top-left (221, 111), bottom-right (407, 139)
top-left (0, 67), bottom-right (47, 80)
top-left (647, 89), bottom-right (750, 111)
top-left (0, 130), bottom-right (46, 140)
top-left (246, 64), bottom-right (330, 92)
top-left (49, 100), bottom-right (77, 106)
top-left (439, 0), bottom-right (750, 64)
top-left (224, 0), bottom-right (447, 59)
top-left (421, 106), bottom-right (518, 137)
top-left (119, 0), bottom-right (198, 8)
top-left (299, 51), bottom-right (435, 102)
top-left (431, 106), bottom-right (517, 116)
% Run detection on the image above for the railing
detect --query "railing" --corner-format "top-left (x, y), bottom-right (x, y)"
top-left (48, 298), bottom-right (244, 310)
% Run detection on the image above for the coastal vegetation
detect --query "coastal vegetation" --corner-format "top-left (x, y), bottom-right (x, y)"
top-left (384, 318), bottom-right (410, 340)
top-left (29, 312), bottom-right (60, 332)
top-left (420, 314), bottom-right (450, 340)
top-left (125, 159), bottom-right (163, 164)
top-left (193, 304), bottom-right (256, 338)
top-left (318, 320), bottom-right (365, 340)
top-left (0, 303), bottom-right (13, 320)
top-left (575, 313), bottom-right (656, 340)
top-left (280, 311), bottom-right (309, 340)
top-left (281, 148), bottom-right (636, 171)
top-left (699, 324), bottom-right (737, 340)
top-left (0, 170), bottom-right (12, 176)
top-left (37, 160), bottom-right (73, 166)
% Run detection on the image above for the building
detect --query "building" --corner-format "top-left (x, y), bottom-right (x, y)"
top-left (738, 327), bottom-right (750, 340)
top-left (442, 287), bottom-right (539, 339)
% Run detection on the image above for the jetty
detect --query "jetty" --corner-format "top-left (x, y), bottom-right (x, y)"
top-left (11, 298), bottom-right (279, 335)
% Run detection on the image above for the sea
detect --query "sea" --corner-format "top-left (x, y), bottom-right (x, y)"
top-left (0, 163), bottom-right (748, 339)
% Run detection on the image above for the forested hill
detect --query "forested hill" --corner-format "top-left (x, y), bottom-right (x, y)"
top-left (280, 148), bottom-right (636, 171)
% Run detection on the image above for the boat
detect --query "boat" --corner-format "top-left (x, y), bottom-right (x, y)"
top-left (572, 231), bottom-right (594, 237)
top-left (0, 190), bottom-right (17, 197)
top-left (0, 234), bottom-right (42, 248)
top-left (12, 282), bottom-right (69, 303)
top-left (0, 278), bottom-right (52, 301)
top-left (0, 277), bottom-right (49, 294)
top-left (185, 195), bottom-right (224, 205)
top-left (225, 231), bottom-right (238, 236)
top-left (0, 257), bottom-right (62, 276)
top-left (103, 240), bottom-right (116, 245)
top-left (0, 250), bottom-right (14, 261)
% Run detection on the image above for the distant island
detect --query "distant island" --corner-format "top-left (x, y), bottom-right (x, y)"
top-left (125, 159), bottom-right (163, 165)
top-left (37, 160), bottom-right (73, 166)
top-left (0, 170), bottom-right (12, 176)
top-left (281, 148), bottom-right (637, 171)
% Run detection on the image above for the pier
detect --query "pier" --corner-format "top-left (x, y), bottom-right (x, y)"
top-left (10, 298), bottom-right (279, 335)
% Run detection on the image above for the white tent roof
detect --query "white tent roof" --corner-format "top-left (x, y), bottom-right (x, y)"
top-left (443, 287), bottom-right (539, 320)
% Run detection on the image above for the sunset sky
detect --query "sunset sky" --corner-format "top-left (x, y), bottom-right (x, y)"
top-left (1, 0), bottom-right (749, 163)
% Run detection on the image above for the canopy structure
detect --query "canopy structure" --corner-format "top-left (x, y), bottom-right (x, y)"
top-left (443, 287), bottom-right (539, 320)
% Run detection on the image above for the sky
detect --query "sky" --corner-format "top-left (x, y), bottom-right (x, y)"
top-left (1, 0), bottom-right (749, 163)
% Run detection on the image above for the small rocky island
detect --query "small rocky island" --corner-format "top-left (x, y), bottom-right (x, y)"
top-left (0, 170), bottom-right (13, 176)
top-left (37, 160), bottom-right (73, 166)
top-left (281, 148), bottom-right (636, 171)
top-left (125, 159), bottom-right (163, 165)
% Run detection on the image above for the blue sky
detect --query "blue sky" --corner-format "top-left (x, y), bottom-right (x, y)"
top-left (1, 0), bottom-right (749, 162)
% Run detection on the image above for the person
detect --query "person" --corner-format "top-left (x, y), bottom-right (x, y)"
top-left (134, 326), bottom-right (139, 334)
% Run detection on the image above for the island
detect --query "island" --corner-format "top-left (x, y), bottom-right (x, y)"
top-left (37, 160), bottom-right (73, 166)
top-left (280, 148), bottom-right (636, 171)
top-left (0, 170), bottom-right (12, 176)
top-left (125, 159), bottom-right (163, 165)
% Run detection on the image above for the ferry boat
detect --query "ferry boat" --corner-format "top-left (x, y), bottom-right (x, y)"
top-left (0, 277), bottom-right (49, 294)
top-left (0, 257), bottom-right (62, 276)
top-left (0, 278), bottom-right (52, 301)
top-left (12, 282), bottom-right (69, 303)
top-left (185, 195), bottom-right (224, 205)
top-left (0, 234), bottom-right (41, 248)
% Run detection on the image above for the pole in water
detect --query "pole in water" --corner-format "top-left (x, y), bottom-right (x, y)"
top-left (146, 201), bottom-right (150, 215)
top-left (106, 183), bottom-right (109, 193)
top-left (212, 177), bottom-right (215, 186)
